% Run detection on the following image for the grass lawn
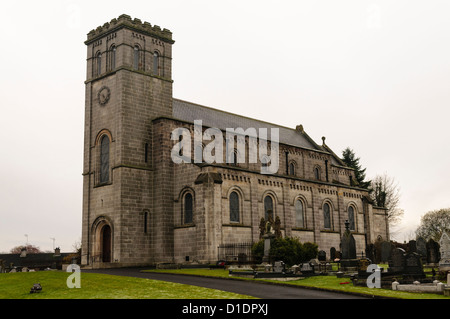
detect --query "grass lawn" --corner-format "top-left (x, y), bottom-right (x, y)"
top-left (0, 271), bottom-right (256, 299)
top-left (144, 268), bottom-right (450, 300)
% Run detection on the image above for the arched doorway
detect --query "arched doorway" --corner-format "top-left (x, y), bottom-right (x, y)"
top-left (101, 224), bottom-right (111, 262)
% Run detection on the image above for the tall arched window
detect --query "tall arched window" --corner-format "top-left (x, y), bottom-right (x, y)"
top-left (110, 45), bottom-right (116, 71)
top-left (183, 193), bottom-right (193, 224)
top-left (348, 206), bottom-right (355, 230)
top-left (261, 155), bottom-right (270, 168)
top-left (264, 195), bottom-right (274, 220)
top-left (229, 191), bottom-right (240, 222)
top-left (133, 45), bottom-right (140, 70)
top-left (323, 203), bottom-right (331, 229)
top-left (289, 163), bottom-right (295, 176)
top-left (152, 51), bottom-right (159, 76)
top-left (100, 135), bottom-right (110, 183)
top-left (295, 199), bottom-right (304, 228)
top-left (96, 51), bottom-right (102, 76)
top-left (314, 167), bottom-right (320, 180)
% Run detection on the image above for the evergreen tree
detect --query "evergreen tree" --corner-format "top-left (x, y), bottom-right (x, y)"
top-left (341, 147), bottom-right (371, 189)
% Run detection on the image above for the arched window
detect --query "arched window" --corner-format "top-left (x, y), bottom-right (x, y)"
top-left (264, 195), bottom-right (274, 220)
top-left (183, 193), bottom-right (193, 224)
top-left (295, 199), bottom-right (304, 228)
top-left (110, 45), bottom-right (116, 71)
top-left (348, 206), bottom-right (355, 230)
top-left (96, 51), bottom-right (102, 76)
top-left (289, 162), bottom-right (295, 176)
top-left (261, 155), bottom-right (270, 168)
top-left (133, 45), bottom-right (140, 70)
top-left (314, 167), bottom-right (320, 180)
top-left (229, 191), bottom-right (240, 222)
top-left (323, 203), bottom-right (331, 229)
top-left (100, 135), bottom-right (110, 183)
top-left (152, 51), bottom-right (159, 76)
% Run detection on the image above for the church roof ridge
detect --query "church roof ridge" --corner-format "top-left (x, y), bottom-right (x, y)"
top-left (173, 97), bottom-right (299, 132)
top-left (172, 98), bottom-right (342, 160)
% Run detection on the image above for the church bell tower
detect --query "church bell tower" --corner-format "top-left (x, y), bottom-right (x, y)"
top-left (81, 15), bottom-right (175, 266)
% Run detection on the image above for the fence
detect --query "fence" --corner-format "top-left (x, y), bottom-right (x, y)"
top-left (217, 242), bottom-right (255, 264)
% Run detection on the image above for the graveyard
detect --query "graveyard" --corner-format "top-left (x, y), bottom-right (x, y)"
top-left (222, 221), bottom-right (450, 297)
top-left (2, 220), bottom-right (449, 298)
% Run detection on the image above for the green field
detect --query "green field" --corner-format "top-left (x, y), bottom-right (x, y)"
top-left (1, 268), bottom-right (448, 299)
top-left (0, 271), bottom-right (255, 299)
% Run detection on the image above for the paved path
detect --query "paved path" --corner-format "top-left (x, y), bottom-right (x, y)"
top-left (85, 267), bottom-right (369, 299)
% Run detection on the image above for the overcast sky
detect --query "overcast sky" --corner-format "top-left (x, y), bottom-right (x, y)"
top-left (1, 0), bottom-right (449, 253)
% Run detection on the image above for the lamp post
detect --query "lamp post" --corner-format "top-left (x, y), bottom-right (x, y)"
top-left (50, 238), bottom-right (56, 250)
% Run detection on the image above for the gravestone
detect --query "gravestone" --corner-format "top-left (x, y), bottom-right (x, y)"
top-left (300, 262), bottom-right (314, 274)
top-left (403, 252), bottom-right (425, 280)
top-left (373, 238), bottom-right (383, 264)
top-left (439, 232), bottom-right (450, 272)
top-left (365, 243), bottom-right (376, 263)
top-left (416, 237), bottom-right (427, 258)
top-left (262, 233), bottom-right (275, 263)
top-left (330, 247), bottom-right (336, 261)
top-left (409, 240), bottom-right (417, 253)
top-left (426, 238), bottom-right (440, 264)
top-left (416, 237), bottom-right (427, 264)
top-left (388, 248), bottom-right (406, 273)
top-left (291, 265), bottom-right (300, 274)
top-left (357, 257), bottom-right (371, 276)
top-left (273, 261), bottom-right (285, 273)
top-left (388, 248), bottom-right (425, 281)
top-left (341, 220), bottom-right (356, 259)
top-left (340, 220), bottom-right (358, 270)
top-left (380, 241), bottom-right (392, 263)
top-left (318, 250), bottom-right (326, 262)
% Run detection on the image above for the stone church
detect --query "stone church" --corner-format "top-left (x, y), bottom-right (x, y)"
top-left (81, 14), bottom-right (389, 267)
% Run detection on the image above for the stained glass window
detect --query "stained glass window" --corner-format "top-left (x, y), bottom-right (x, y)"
top-left (134, 46), bottom-right (140, 70)
top-left (111, 46), bottom-right (116, 70)
top-left (348, 206), bottom-right (355, 230)
top-left (323, 203), bottom-right (331, 229)
top-left (184, 193), bottom-right (193, 224)
top-left (96, 52), bottom-right (102, 76)
top-left (289, 163), bottom-right (295, 175)
top-left (100, 135), bottom-right (109, 183)
top-left (314, 167), bottom-right (320, 180)
top-left (264, 196), bottom-right (273, 220)
top-left (295, 200), bottom-right (304, 228)
top-left (229, 191), bottom-right (240, 222)
top-left (153, 51), bottom-right (159, 76)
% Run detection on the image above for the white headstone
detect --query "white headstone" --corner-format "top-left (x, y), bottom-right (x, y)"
top-left (439, 232), bottom-right (450, 271)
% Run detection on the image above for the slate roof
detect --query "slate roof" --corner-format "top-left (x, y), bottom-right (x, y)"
top-left (172, 98), bottom-right (345, 167)
top-left (0, 253), bottom-right (71, 270)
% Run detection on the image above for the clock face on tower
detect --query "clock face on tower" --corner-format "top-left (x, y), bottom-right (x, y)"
top-left (98, 86), bottom-right (111, 106)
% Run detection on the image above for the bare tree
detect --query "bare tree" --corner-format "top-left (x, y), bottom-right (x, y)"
top-left (10, 244), bottom-right (43, 254)
top-left (415, 208), bottom-right (450, 242)
top-left (370, 173), bottom-right (403, 226)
